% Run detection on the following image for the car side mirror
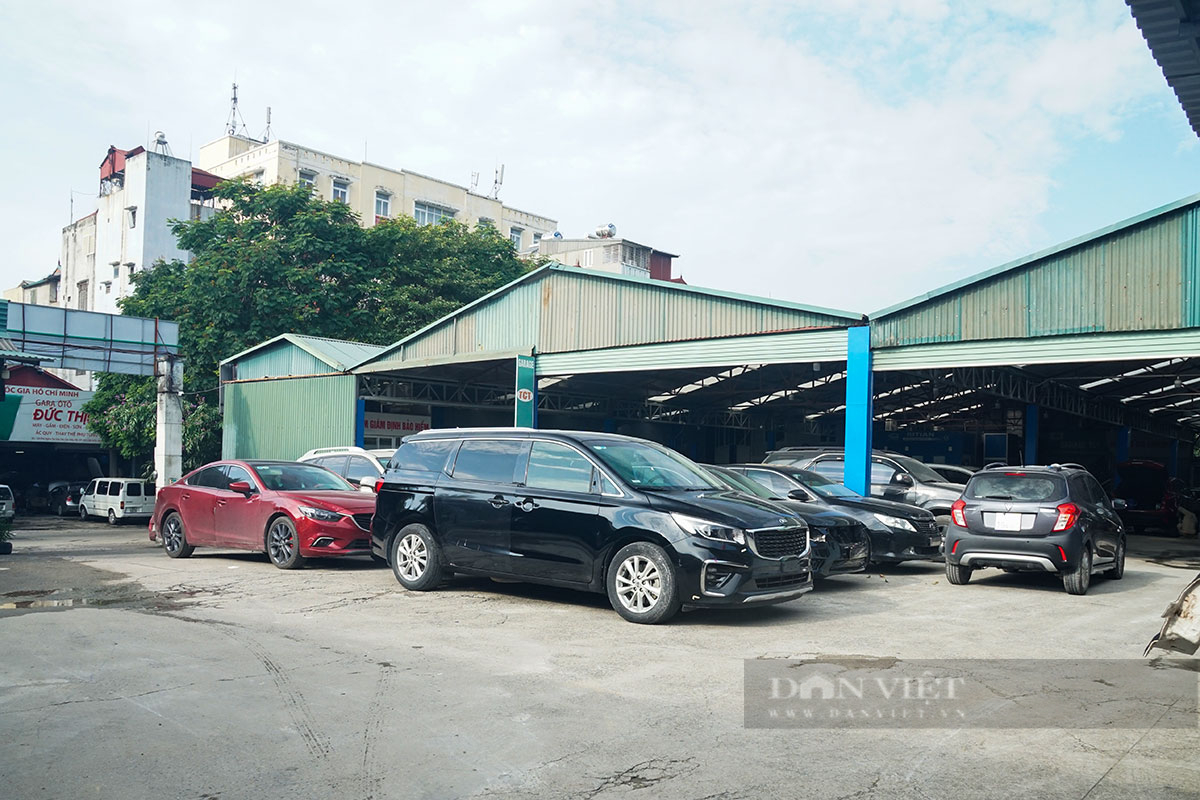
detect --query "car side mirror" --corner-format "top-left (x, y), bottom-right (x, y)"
top-left (228, 480), bottom-right (254, 495)
top-left (787, 488), bottom-right (810, 501)
top-left (1112, 498), bottom-right (1127, 511)
top-left (893, 473), bottom-right (914, 487)
top-left (359, 477), bottom-right (376, 492)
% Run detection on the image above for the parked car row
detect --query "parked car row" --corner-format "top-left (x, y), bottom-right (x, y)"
top-left (137, 431), bottom-right (1139, 623)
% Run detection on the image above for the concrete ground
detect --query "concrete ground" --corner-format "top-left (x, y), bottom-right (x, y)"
top-left (1, 515), bottom-right (1197, 800)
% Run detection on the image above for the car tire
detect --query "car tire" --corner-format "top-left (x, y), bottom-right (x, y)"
top-left (606, 542), bottom-right (682, 624)
top-left (266, 517), bottom-right (306, 570)
top-left (107, 509), bottom-right (118, 526)
top-left (79, 504), bottom-right (89, 521)
top-left (1106, 537), bottom-right (1126, 580)
top-left (1064, 545), bottom-right (1092, 595)
top-left (390, 524), bottom-right (443, 590)
top-left (161, 512), bottom-right (194, 559)
top-left (55, 504), bottom-right (64, 517)
top-left (945, 559), bottom-right (972, 585)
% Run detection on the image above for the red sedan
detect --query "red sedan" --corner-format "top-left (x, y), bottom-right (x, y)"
top-left (149, 460), bottom-right (376, 569)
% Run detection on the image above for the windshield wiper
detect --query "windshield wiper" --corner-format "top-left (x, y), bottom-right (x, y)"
top-left (982, 494), bottom-right (1015, 500)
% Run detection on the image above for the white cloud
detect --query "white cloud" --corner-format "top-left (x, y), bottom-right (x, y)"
top-left (0, 0), bottom-right (1187, 314)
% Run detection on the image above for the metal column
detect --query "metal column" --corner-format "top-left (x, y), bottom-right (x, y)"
top-left (844, 326), bottom-right (874, 496)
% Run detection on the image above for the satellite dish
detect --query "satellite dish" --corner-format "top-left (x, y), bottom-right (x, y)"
top-left (552, 231), bottom-right (563, 239)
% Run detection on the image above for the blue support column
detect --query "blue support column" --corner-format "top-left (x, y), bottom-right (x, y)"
top-left (1169, 439), bottom-right (1179, 478)
top-left (1116, 427), bottom-right (1131, 464)
top-left (1023, 403), bottom-right (1038, 466)
top-left (354, 397), bottom-right (365, 447)
top-left (844, 326), bottom-right (874, 495)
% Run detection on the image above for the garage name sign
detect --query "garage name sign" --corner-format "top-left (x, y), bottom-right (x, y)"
top-left (363, 412), bottom-right (431, 435)
top-left (0, 385), bottom-right (101, 445)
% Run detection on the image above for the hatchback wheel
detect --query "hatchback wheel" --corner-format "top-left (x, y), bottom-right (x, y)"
top-left (1106, 537), bottom-right (1126, 580)
top-left (390, 524), bottom-right (443, 590)
top-left (161, 512), bottom-right (194, 559)
top-left (945, 559), bottom-right (972, 585)
top-left (1064, 545), bottom-right (1092, 595)
top-left (267, 517), bottom-right (306, 570)
top-left (606, 542), bottom-right (681, 624)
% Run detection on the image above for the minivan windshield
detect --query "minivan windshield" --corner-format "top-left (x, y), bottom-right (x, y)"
top-left (705, 466), bottom-right (774, 499)
top-left (891, 455), bottom-right (946, 484)
top-left (966, 473), bottom-right (1065, 502)
top-left (585, 440), bottom-right (721, 490)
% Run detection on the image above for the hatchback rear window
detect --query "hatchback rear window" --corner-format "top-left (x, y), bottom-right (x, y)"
top-left (392, 439), bottom-right (457, 472)
top-left (966, 474), bottom-right (1064, 502)
top-left (0, 487), bottom-right (12, 501)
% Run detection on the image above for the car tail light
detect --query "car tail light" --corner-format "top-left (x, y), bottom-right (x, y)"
top-left (374, 479), bottom-right (384, 493)
top-left (951, 499), bottom-right (967, 527)
top-left (1052, 503), bottom-right (1079, 532)
top-left (1057, 545), bottom-right (1068, 561)
top-left (120, 501), bottom-right (125, 509)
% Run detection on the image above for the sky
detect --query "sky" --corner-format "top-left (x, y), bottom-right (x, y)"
top-left (2, 0), bottom-right (1198, 315)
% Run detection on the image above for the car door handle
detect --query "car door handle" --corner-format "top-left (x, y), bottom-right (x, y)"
top-left (182, 493), bottom-right (191, 500)
top-left (489, 496), bottom-right (510, 509)
top-left (217, 500), bottom-right (228, 507)
top-left (518, 498), bottom-right (538, 513)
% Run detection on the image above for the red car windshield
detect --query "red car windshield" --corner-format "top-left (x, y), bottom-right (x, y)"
top-left (252, 463), bottom-right (355, 492)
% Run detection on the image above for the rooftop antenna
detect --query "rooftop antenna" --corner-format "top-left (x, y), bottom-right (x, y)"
top-left (490, 163), bottom-right (504, 199)
top-left (470, 171), bottom-right (480, 192)
top-left (151, 131), bottom-right (172, 156)
top-left (225, 82), bottom-right (247, 137)
top-left (261, 106), bottom-right (272, 142)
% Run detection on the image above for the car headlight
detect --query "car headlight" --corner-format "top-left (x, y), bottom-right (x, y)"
top-left (671, 512), bottom-right (745, 545)
top-left (299, 506), bottom-right (344, 522)
top-left (872, 512), bottom-right (917, 532)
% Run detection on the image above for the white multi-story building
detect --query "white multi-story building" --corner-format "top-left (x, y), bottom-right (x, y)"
top-left (535, 227), bottom-right (681, 282)
top-left (195, 135), bottom-right (558, 251)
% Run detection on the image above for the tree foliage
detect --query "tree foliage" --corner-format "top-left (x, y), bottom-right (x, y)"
top-left (87, 179), bottom-right (539, 468)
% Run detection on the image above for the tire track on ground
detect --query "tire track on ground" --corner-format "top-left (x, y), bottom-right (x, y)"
top-left (361, 661), bottom-right (396, 799)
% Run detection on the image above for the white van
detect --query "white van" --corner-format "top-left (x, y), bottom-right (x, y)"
top-left (79, 478), bottom-right (156, 525)
top-left (0, 484), bottom-right (13, 521)
top-left (297, 446), bottom-right (394, 492)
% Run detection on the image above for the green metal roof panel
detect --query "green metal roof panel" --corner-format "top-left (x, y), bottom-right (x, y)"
top-left (871, 196), bottom-right (1200, 348)
top-left (354, 263), bottom-right (858, 373)
top-left (221, 333), bottom-right (385, 375)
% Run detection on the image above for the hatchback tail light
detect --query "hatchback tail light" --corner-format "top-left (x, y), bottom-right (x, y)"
top-left (374, 479), bottom-right (385, 494)
top-left (1052, 502), bottom-right (1079, 532)
top-left (951, 499), bottom-right (967, 527)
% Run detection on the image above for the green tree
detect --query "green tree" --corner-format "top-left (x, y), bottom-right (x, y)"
top-left (86, 178), bottom-right (538, 470)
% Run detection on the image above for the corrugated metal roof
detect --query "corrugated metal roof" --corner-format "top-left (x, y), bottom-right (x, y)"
top-left (222, 333), bottom-right (385, 374)
top-left (872, 194), bottom-right (1200, 348)
top-left (1129, 0), bottom-right (1200, 137)
top-left (355, 263), bottom-right (859, 373)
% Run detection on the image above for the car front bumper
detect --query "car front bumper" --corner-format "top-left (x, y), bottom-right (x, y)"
top-left (869, 527), bottom-right (944, 562)
top-left (671, 536), bottom-right (814, 609)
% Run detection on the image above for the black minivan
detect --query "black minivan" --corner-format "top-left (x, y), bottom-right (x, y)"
top-left (371, 429), bottom-right (813, 623)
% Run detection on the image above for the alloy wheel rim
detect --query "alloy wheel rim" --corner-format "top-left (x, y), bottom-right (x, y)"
top-left (269, 522), bottom-right (295, 563)
top-left (163, 517), bottom-right (181, 552)
top-left (615, 555), bottom-right (661, 612)
top-left (396, 534), bottom-right (428, 581)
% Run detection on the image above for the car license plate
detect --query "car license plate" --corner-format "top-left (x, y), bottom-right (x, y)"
top-left (781, 558), bottom-right (802, 574)
top-left (994, 513), bottom-right (1023, 531)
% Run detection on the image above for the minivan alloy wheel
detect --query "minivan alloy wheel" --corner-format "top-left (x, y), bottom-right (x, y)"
top-left (614, 555), bottom-right (662, 612)
top-left (396, 533), bottom-right (428, 581)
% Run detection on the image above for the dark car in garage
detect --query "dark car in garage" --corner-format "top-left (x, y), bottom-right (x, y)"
top-left (723, 463), bottom-right (942, 565)
top-left (1113, 460), bottom-right (1179, 534)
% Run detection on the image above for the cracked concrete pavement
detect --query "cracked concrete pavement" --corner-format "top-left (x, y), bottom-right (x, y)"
top-left (1, 516), bottom-right (1197, 799)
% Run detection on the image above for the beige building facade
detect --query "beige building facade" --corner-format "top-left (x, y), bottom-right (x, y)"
top-left (196, 136), bottom-right (557, 250)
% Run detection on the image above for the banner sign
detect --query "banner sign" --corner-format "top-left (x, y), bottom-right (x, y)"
top-left (363, 412), bottom-right (431, 437)
top-left (0, 384), bottom-right (101, 444)
top-left (515, 355), bottom-right (537, 428)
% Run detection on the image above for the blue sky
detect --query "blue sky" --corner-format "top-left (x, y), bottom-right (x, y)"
top-left (1, 0), bottom-right (1197, 314)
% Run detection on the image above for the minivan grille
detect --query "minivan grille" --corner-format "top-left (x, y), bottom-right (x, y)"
top-left (352, 513), bottom-right (374, 532)
top-left (750, 527), bottom-right (809, 559)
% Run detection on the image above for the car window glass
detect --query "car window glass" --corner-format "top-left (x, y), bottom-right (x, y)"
top-left (145, 483), bottom-right (156, 496)
top-left (0, 487), bottom-right (12, 501)
top-left (252, 463), bottom-right (354, 491)
top-left (126, 482), bottom-right (142, 497)
top-left (597, 472), bottom-right (621, 495)
top-left (108, 482), bottom-right (122, 496)
top-left (345, 456), bottom-right (379, 484)
top-left (870, 461), bottom-right (900, 483)
top-left (392, 439), bottom-right (458, 472)
top-left (189, 467), bottom-right (227, 489)
top-left (966, 474), bottom-right (1065, 502)
top-left (745, 469), bottom-right (795, 497)
top-left (321, 456), bottom-right (349, 476)
top-left (1084, 475), bottom-right (1107, 506)
top-left (810, 460), bottom-right (845, 481)
top-left (451, 440), bottom-right (526, 484)
top-left (525, 442), bottom-right (594, 493)
top-left (96, 480), bottom-right (109, 495)
top-left (224, 465), bottom-right (255, 488)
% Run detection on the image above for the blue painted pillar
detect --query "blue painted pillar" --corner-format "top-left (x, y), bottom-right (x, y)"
top-left (355, 397), bottom-right (366, 447)
top-left (1168, 439), bottom-right (1179, 478)
top-left (844, 326), bottom-right (874, 495)
top-left (1023, 404), bottom-right (1039, 466)
top-left (1116, 427), bottom-right (1131, 464)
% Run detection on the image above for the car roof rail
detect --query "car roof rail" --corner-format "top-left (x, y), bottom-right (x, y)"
top-left (981, 462), bottom-right (1008, 470)
top-left (1058, 462), bottom-right (1086, 471)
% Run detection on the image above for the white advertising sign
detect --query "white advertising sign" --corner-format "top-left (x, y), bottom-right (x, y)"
top-left (0, 385), bottom-right (101, 445)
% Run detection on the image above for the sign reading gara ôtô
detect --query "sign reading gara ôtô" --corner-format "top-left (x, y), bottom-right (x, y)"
top-left (0, 384), bottom-right (101, 445)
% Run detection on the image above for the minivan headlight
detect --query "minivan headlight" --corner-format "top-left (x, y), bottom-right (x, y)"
top-left (671, 513), bottom-right (746, 545)
top-left (872, 512), bottom-right (916, 532)
top-left (299, 506), bottom-right (344, 522)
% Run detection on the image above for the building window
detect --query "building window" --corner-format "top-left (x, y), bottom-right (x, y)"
top-left (414, 202), bottom-right (454, 225)
top-left (76, 281), bottom-right (89, 310)
top-left (532, 232), bottom-right (542, 244)
top-left (332, 179), bottom-right (349, 203)
top-left (374, 192), bottom-right (391, 218)
top-left (477, 217), bottom-right (494, 228)
top-left (509, 227), bottom-right (523, 247)
top-left (298, 170), bottom-right (316, 189)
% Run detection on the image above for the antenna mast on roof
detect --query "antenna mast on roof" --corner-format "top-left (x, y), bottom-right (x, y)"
top-left (490, 163), bottom-right (504, 199)
top-left (261, 106), bottom-right (272, 142)
top-left (225, 82), bottom-right (248, 137)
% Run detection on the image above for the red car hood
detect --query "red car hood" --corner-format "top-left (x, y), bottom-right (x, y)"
top-left (284, 490), bottom-right (376, 513)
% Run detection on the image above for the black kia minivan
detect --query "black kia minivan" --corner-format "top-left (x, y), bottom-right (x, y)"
top-left (371, 429), bottom-right (813, 623)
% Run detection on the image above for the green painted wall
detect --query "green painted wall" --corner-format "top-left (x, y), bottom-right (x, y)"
top-left (222, 374), bottom-right (357, 460)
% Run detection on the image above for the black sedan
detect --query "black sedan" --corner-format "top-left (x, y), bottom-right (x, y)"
top-left (725, 464), bottom-right (943, 565)
top-left (704, 465), bottom-right (869, 578)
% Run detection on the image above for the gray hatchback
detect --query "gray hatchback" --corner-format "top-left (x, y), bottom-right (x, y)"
top-left (944, 464), bottom-right (1127, 595)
